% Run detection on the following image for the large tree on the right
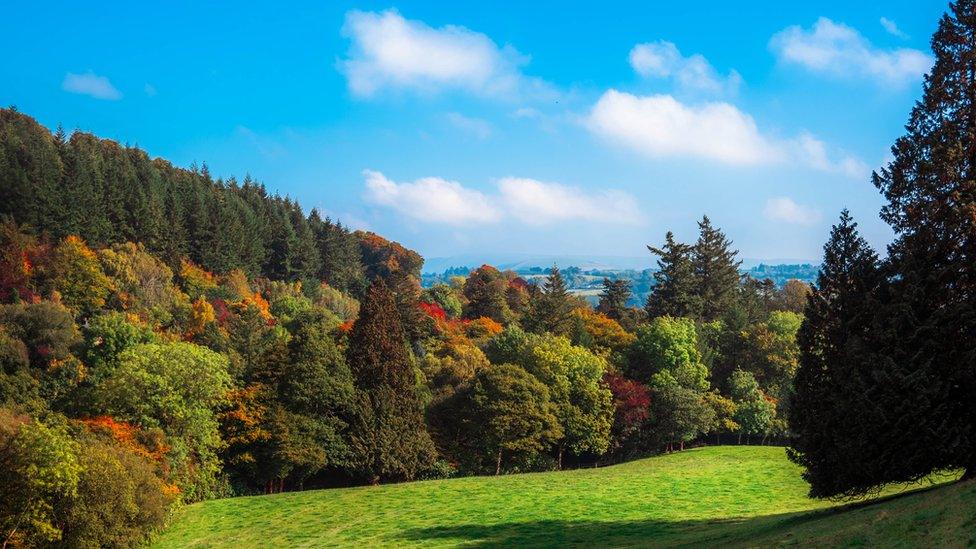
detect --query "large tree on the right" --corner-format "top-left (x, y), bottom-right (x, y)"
top-left (793, 1), bottom-right (976, 497)
top-left (872, 0), bottom-right (976, 484)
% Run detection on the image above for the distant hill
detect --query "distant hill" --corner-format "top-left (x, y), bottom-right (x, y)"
top-left (421, 254), bottom-right (656, 274)
top-left (422, 254), bottom-right (819, 274)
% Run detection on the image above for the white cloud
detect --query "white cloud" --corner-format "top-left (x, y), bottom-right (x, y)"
top-left (363, 170), bottom-right (501, 224)
top-left (362, 170), bottom-right (643, 226)
top-left (880, 17), bottom-right (908, 39)
top-left (498, 177), bottom-right (644, 225)
top-left (587, 90), bottom-right (779, 165)
top-left (769, 17), bottom-right (931, 85)
top-left (61, 71), bottom-right (122, 100)
top-left (629, 41), bottom-right (741, 94)
top-left (586, 89), bottom-right (866, 177)
top-left (764, 197), bottom-right (822, 225)
top-left (512, 107), bottom-right (541, 119)
top-left (339, 10), bottom-right (547, 99)
top-left (446, 112), bottom-right (492, 139)
top-left (789, 133), bottom-right (869, 179)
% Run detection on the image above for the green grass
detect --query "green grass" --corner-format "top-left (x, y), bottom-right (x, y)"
top-left (154, 446), bottom-right (973, 548)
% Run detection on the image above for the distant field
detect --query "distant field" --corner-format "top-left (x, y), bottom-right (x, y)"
top-left (154, 446), bottom-right (971, 548)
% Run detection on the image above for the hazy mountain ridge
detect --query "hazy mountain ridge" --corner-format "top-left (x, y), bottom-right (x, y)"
top-left (422, 254), bottom-right (819, 274)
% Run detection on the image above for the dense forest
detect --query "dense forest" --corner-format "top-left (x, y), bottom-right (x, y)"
top-left (0, 107), bottom-right (808, 547)
top-left (2, 2), bottom-right (975, 546)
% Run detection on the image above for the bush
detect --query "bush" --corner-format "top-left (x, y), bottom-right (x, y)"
top-left (56, 435), bottom-right (175, 548)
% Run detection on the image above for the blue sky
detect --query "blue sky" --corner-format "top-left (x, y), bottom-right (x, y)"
top-left (1, 1), bottom-right (947, 263)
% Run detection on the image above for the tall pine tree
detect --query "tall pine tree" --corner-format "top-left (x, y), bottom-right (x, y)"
top-left (646, 232), bottom-right (699, 319)
top-left (788, 210), bottom-right (882, 497)
top-left (692, 216), bottom-right (742, 322)
top-left (525, 266), bottom-right (574, 335)
top-left (597, 278), bottom-right (631, 320)
top-left (346, 280), bottom-right (435, 483)
top-left (867, 0), bottom-right (976, 484)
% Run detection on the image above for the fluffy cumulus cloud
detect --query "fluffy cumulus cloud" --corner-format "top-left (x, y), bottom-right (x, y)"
top-left (339, 10), bottom-right (547, 98)
top-left (587, 90), bottom-right (779, 165)
top-left (629, 41), bottom-right (741, 94)
top-left (61, 71), bottom-right (122, 100)
top-left (497, 177), bottom-right (644, 225)
top-left (769, 17), bottom-right (931, 85)
top-left (586, 89), bottom-right (867, 177)
top-left (763, 197), bottom-right (822, 225)
top-left (362, 170), bottom-right (643, 226)
top-left (363, 170), bottom-right (500, 224)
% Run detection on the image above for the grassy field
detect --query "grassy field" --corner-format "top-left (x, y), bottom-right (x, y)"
top-left (154, 446), bottom-right (973, 548)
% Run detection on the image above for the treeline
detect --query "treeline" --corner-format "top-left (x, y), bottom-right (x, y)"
top-left (0, 108), bottom-right (365, 292)
top-left (789, 1), bottom-right (976, 498)
top-left (0, 111), bottom-right (810, 546)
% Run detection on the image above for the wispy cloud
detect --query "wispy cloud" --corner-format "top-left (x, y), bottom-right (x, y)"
top-left (235, 126), bottom-right (288, 159)
top-left (789, 133), bottom-right (868, 179)
top-left (362, 170), bottom-right (643, 226)
top-left (512, 107), bottom-right (541, 119)
top-left (339, 9), bottom-right (551, 99)
top-left (629, 41), bottom-right (741, 95)
top-left (586, 90), bottom-right (866, 177)
top-left (446, 112), bottom-right (492, 139)
top-left (62, 71), bottom-right (122, 100)
top-left (769, 17), bottom-right (930, 86)
top-left (880, 17), bottom-right (908, 39)
top-left (763, 197), bottom-right (822, 225)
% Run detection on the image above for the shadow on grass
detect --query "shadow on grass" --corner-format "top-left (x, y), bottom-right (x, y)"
top-left (396, 483), bottom-right (951, 548)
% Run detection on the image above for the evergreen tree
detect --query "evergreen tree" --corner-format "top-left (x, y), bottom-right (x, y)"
top-left (346, 280), bottom-right (435, 483)
top-left (692, 216), bottom-right (742, 322)
top-left (524, 266), bottom-right (574, 335)
top-left (309, 210), bottom-right (365, 294)
top-left (645, 232), bottom-right (698, 319)
top-left (596, 278), bottom-right (631, 320)
top-left (788, 210), bottom-right (882, 497)
top-left (863, 0), bottom-right (976, 485)
top-left (0, 110), bottom-right (65, 240)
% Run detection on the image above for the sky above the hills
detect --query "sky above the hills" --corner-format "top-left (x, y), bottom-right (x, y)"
top-left (1, 1), bottom-right (947, 262)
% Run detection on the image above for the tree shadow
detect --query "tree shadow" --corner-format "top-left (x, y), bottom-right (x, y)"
top-left (396, 483), bottom-right (950, 548)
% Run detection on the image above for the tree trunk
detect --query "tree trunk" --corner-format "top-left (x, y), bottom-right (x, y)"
top-left (962, 464), bottom-right (976, 481)
top-left (737, 432), bottom-right (742, 445)
top-left (680, 440), bottom-right (684, 451)
top-left (496, 448), bottom-right (503, 476)
top-left (370, 475), bottom-right (380, 486)
top-left (557, 445), bottom-right (563, 470)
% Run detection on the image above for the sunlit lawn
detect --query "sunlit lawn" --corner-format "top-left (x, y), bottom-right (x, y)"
top-left (154, 445), bottom-right (969, 548)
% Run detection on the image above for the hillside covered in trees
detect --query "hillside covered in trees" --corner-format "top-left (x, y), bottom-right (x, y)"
top-left (0, 107), bottom-right (810, 547)
top-left (3, 2), bottom-right (976, 545)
